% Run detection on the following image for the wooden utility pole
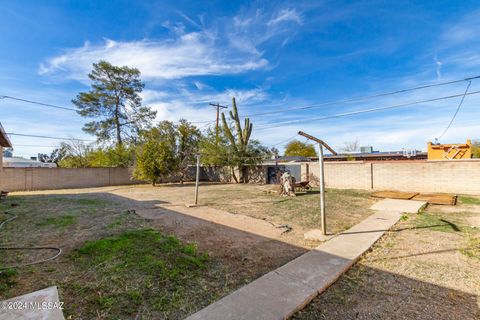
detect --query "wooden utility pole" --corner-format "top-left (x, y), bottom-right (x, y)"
top-left (209, 103), bottom-right (228, 144)
top-left (298, 131), bottom-right (337, 235)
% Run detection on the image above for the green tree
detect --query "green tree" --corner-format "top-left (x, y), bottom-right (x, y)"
top-left (133, 122), bottom-right (177, 186)
top-left (284, 140), bottom-right (317, 157)
top-left (72, 61), bottom-right (156, 146)
top-left (89, 144), bottom-right (135, 167)
top-left (177, 119), bottom-right (201, 183)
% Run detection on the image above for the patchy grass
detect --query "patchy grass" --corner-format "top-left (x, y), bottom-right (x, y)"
top-left (294, 200), bottom-right (480, 320)
top-left (0, 190), bottom-right (241, 319)
top-left (414, 210), bottom-right (478, 234)
top-left (64, 229), bottom-right (213, 319)
top-left (461, 236), bottom-right (480, 260)
top-left (0, 268), bottom-right (17, 295)
top-left (458, 195), bottom-right (480, 205)
top-left (36, 215), bottom-right (77, 228)
top-left (201, 184), bottom-right (374, 246)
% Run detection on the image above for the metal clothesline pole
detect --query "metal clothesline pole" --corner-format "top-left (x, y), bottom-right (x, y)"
top-left (298, 131), bottom-right (337, 236)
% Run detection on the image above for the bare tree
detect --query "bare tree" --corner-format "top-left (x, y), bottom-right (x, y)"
top-left (342, 139), bottom-right (360, 153)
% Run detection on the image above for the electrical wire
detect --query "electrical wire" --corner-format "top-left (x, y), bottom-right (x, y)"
top-left (6, 132), bottom-right (94, 141)
top-left (268, 133), bottom-right (301, 148)
top-left (0, 95), bottom-right (77, 112)
top-left (435, 80), bottom-right (472, 142)
top-left (254, 89), bottom-right (480, 131)
top-left (243, 75), bottom-right (480, 119)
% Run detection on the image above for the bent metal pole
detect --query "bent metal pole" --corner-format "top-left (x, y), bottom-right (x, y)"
top-left (298, 131), bottom-right (336, 235)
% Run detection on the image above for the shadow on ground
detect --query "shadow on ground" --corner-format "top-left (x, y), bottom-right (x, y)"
top-left (0, 189), bottom-right (478, 319)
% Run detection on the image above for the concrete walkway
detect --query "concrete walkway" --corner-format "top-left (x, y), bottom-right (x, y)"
top-left (186, 209), bottom-right (402, 320)
top-left (370, 198), bottom-right (427, 213)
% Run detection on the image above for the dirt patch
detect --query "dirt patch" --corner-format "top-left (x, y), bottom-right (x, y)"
top-left (1, 185), bottom-right (307, 319)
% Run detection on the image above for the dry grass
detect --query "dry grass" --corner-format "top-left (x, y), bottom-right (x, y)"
top-left (199, 184), bottom-right (375, 247)
top-left (0, 183), bottom-right (377, 318)
top-left (293, 195), bottom-right (480, 319)
top-left (0, 193), bottom-right (232, 319)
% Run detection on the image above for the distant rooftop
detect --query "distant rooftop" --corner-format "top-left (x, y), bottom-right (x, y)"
top-left (3, 156), bottom-right (56, 168)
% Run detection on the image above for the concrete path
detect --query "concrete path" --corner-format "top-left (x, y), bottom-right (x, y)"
top-left (136, 205), bottom-right (287, 239)
top-left (370, 198), bottom-right (427, 213)
top-left (0, 286), bottom-right (64, 320)
top-left (186, 209), bottom-right (402, 320)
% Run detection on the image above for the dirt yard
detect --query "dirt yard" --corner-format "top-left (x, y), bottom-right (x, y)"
top-left (0, 183), bottom-right (374, 319)
top-left (293, 195), bottom-right (480, 320)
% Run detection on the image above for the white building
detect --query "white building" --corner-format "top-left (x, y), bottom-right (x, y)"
top-left (3, 155), bottom-right (57, 168)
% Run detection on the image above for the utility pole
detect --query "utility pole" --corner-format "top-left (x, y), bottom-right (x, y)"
top-left (298, 131), bottom-right (337, 235)
top-left (209, 103), bottom-right (228, 145)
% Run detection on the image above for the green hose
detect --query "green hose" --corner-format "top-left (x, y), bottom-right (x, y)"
top-left (0, 207), bottom-right (62, 271)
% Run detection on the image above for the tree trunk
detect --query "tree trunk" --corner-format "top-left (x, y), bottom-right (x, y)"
top-left (115, 97), bottom-right (122, 146)
top-left (231, 167), bottom-right (238, 183)
top-left (238, 166), bottom-right (248, 183)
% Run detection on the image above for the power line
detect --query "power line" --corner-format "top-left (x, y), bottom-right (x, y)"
top-left (0, 95), bottom-right (213, 125)
top-left (244, 75), bottom-right (480, 119)
top-left (0, 95), bottom-right (77, 112)
top-left (9, 144), bottom-right (59, 148)
top-left (6, 133), bottom-right (93, 141)
top-left (255, 89), bottom-right (480, 131)
top-left (435, 80), bottom-right (472, 142)
top-left (268, 133), bottom-right (300, 148)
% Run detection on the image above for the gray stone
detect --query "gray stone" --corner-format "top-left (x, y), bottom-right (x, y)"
top-left (0, 286), bottom-right (65, 320)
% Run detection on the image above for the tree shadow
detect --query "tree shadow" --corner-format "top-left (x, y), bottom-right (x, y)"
top-left (1, 189), bottom-right (478, 320)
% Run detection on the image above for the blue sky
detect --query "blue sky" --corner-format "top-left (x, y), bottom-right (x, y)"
top-left (2, 0), bottom-right (480, 157)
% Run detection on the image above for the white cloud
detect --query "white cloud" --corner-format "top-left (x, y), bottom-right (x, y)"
top-left (267, 8), bottom-right (302, 26)
top-left (39, 32), bottom-right (268, 81)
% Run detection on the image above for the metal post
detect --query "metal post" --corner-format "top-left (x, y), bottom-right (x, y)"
top-left (194, 154), bottom-right (200, 205)
top-left (318, 143), bottom-right (326, 235)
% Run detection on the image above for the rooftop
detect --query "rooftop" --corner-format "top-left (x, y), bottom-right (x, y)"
top-left (0, 123), bottom-right (12, 148)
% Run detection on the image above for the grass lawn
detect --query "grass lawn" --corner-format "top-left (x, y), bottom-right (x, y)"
top-left (0, 194), bottom-right (231, 319)
top-left (293, 195), bottom-right (480, 319)
top-left (199, 184), bottom-right (375, 247)
top-left (0, 183), bottom-right (378, 318)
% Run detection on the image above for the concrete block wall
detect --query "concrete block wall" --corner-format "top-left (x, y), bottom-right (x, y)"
top-left (0, 146), bottom-right (3, 191)
top-left (303, 162), bottom-right (371, 190)
top-left (302, 160), bottom-right (480, 195)
top-left (371, 160), bottom-right (480, 194)
top-left (2, 167), bottom-right (139, 191)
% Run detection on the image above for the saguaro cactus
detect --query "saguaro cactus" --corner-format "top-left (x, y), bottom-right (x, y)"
top-left (221, 97), bottom-right (253, 183)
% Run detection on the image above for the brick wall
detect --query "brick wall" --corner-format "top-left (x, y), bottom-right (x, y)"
top-left (302, 160), bottom-right (480, 195)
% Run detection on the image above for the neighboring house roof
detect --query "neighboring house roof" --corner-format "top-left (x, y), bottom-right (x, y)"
top-left (3, 157), bottom-right (57, 168)
top-left (0, 123), bottom-right (12, 148)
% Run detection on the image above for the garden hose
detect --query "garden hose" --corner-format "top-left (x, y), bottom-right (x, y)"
top-left (0, 207), bottom-right (62, 271)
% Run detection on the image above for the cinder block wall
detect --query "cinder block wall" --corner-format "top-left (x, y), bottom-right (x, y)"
top-left (3, 167), bottom-right (139, 191)
top-left (0, 146), bottom-right (3, 191)
top-left (302, 160), bottom-right (480, 195)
